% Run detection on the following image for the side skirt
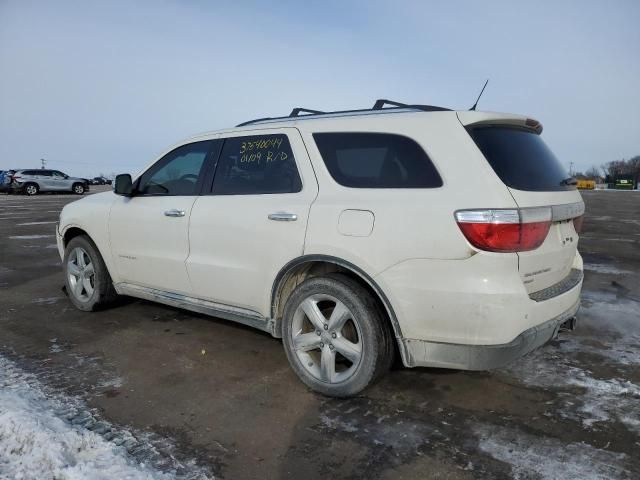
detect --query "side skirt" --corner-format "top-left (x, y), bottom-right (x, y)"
top-left (114, 283), bottom-right (274, 334)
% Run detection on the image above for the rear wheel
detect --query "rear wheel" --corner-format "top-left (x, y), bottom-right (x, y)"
top-left (72, 183), bottom-right (85, 195)
top-left (24, 183), bottom-right (39, 195)
top-left (63, 235), bottom-right (118, 311)
top-left (282, 273), bottom-right (393, 397)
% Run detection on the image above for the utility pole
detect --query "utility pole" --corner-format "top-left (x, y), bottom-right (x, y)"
top-left (40, 158), bottom-right (46, 169)
top-left (569, 161), bottom-right (574, 176)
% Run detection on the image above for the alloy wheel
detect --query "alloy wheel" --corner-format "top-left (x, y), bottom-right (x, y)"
top-left (291, 294), bottom-right (363, 384)
top-left (67, 247), bottom-right (95, 302)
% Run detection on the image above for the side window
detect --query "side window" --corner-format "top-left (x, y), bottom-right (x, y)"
top-left (138, 141), bottom-right (211, 196)
top-left (313, 132), bottom-right (443, 188)
top-left (38, 170), bottom-right (52, 177)
top-left (52, 170), bottom-right (65, 178)
top-left (211, 134), bottom-right (302, 195)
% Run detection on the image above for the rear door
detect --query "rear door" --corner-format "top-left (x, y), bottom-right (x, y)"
top-left (187, 128), bottom-right (318, 316)
top-left (33, 170), bottom-right (53, 190)
top-left (460, 113), bottom-right (584, 293)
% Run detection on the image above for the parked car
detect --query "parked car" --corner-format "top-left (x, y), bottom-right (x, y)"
top-left (92, 176), bottom-right (113, 185)
top-left (0, 170), bottom-right (15, 193)
top-left (56, 100), bottom-right (584, 397)
top-left (11, 169), bottom-right (89, 195)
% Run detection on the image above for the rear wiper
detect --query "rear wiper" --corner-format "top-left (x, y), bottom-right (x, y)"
top-left (560, 177), bottom-right (577, 186)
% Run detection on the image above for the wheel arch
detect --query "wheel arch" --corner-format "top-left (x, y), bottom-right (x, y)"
top-left (271, 254), bottom-right (408, 363)
top-left (62, 226), bottom-right (90, 247)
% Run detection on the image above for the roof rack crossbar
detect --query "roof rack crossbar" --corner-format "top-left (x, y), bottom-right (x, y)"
top-left (373, 99), bottom-right (409, 109)
top-left (373, 99), bottom-right (449, 113)
top-left (290, 107), bottom-right (325, 117)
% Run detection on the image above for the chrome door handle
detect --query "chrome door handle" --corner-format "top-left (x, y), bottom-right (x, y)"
top-left (268, 212), bottom-right (297, 222)
top-left (164, 209), bottom-right (185, 217)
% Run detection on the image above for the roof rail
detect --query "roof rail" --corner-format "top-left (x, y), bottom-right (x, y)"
top-left (236, 99), bottom-right (450, 127)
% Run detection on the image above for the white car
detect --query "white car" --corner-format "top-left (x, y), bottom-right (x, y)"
top-left (57, 100), bottom-right (584, 397)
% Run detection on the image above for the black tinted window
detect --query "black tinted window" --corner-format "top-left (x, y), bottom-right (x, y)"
top-left (212, 135), bottom-right (302, 195)
top-left (138, 141), bottom-right (211, 195)
top-left (313, 133), bottom-right (442, 188)
top-left (468, 127), bottom-right (574, 192)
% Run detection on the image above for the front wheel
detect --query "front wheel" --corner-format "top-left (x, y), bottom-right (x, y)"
top-left (63, 235), bottom-right (118, 311)
top-left (72, 183), bottom-right (85, 195)
top-left (24, 183), bottom-right (39, 195)
top-left (282, 273), bottom-right (393, 397)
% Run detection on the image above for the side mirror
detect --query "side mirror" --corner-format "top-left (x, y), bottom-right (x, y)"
top-left (114, 174), bottom-right (133, 196)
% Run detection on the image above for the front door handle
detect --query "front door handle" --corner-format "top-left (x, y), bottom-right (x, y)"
top-left (164, 209), bottom-right (185, 217)
top-left (268, 212), bottom-right (297, 222)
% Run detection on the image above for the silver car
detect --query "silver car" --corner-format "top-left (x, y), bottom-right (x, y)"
top-left (11, 169), bottom-right (89, 195)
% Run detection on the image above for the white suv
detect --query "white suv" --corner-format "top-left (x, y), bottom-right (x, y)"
top-left (57, 100), bottom-right (584, 397)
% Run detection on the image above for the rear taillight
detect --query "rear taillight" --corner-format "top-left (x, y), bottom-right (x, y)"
top-left (455, 207), bottom-right (552, 252)
top-left (573, 215), bottom-right (584, 233)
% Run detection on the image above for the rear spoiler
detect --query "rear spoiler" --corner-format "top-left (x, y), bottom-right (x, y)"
top-left (457, 111), bottom-right (543, 134)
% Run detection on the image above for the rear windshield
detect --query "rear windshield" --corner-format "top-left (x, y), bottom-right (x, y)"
top-left (468, 126), bottom-right (575, 192)
top-left (313, 132), bottom-right (442, 188)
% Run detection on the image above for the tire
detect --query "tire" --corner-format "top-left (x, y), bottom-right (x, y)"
top-left (72, 183), bottom-right (85, 195)
top-left (63, 235), bottom-right (118, 311)
top-left (282, 273), bottom-right (393, 397)
top-left (24, 183), bottom-right (39, 196)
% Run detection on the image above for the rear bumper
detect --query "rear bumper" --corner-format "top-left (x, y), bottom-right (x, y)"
top-left (402, 298), bottom-right (579, 369)
top-left (375, 251), bottom-right (583, 368)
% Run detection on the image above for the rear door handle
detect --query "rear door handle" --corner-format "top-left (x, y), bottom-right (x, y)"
top-left (268, 212), bottom-right (297, 222)
top-left (164, 209), bottom-right (185, 217)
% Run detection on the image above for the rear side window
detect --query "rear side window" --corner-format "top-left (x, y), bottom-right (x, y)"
top-left (468, 126), bottom-right (574, 192)
top-left (211, 134), bottom-right (302, 195)
top-left (313, 133), bottom-right (442, 188)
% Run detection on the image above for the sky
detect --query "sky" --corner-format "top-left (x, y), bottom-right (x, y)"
top-left (1, 0), bottom-right (639, 178)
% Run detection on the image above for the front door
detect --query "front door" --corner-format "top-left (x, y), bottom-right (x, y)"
top-left (109, 140), bottom-right (217, 294)
top-left (187, 128), bottom-right (318, 316)
top-left (50, 170), bottom-right (69, 191)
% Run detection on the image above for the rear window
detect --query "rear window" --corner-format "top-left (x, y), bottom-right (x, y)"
top-left (313, 132), bottom-right (442, 188)
top-left (468, 126), bottom-right (574, 192)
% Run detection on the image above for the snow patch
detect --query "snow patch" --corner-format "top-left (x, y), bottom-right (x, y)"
top-left (502, 289), bottom-right (640, 433)
top-left (9, 235), bottom-right (54, 240)
top-left (0, 356), bottom-right (213, 480)
top-left (16, 221), bottom-right (58, 226)
top-left (583, 263), bottom-right (633, 275)
top-left (32, 297), bottom-right (62, 305)
top-left (474, 424), bottom-right (631, 479)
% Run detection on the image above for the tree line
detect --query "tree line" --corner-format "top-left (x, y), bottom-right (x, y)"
top-left (574, 155), bottom-right (640, 184)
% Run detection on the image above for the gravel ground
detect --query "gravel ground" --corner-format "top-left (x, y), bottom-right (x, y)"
top-left (0, 187), bottom-right (638, 479)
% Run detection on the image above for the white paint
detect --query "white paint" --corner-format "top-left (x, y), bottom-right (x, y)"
top-left (58, 112), bottom-right (585, 352)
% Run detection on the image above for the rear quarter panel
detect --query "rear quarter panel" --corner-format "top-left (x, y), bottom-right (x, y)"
top-left (299, 112), bottom-right (520, 276)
